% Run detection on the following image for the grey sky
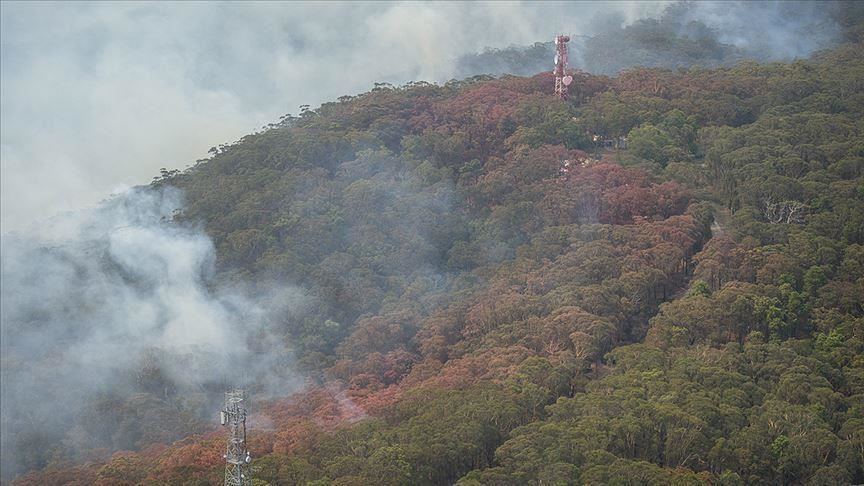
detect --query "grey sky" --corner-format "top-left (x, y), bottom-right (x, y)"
top-left (1, 1), bottom-right (670, 232)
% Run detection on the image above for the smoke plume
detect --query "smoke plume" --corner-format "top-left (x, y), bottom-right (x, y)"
top-left (455, 1), bottom-right (847, 77)
top-left (0, 186), bottom-right (302, 478)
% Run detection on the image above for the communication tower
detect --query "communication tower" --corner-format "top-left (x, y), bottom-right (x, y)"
top-left (554, 34), bottom-right (573, 100)
top-left (221, 389), bottom-right (251, 486)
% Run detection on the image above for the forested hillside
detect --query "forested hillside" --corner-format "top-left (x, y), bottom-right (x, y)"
top-left (10, 16), bottom-right (864, 486)
top-left (454, 1), bottom-right (857, 78)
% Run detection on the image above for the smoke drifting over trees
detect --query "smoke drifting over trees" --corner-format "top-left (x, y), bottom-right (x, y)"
top-left (4, 0), bottom-right (850, 231)
top-left (1, 139), bottom-right (461, 479)
top-left (1, 1), bottom-right (863, 484)
top-left (0, 188), bottom-right (302, 478)
top-left (455, 1), bottom-right (851, 77)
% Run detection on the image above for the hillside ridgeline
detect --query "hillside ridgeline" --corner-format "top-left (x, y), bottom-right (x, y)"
top-left (11, 35), bottom-right (864, 486)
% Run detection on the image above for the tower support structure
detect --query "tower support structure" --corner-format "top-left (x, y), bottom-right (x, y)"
top-left (222, 389), bottom-right (250, 486)
top-left (554, 34), bottom-right (573, 100)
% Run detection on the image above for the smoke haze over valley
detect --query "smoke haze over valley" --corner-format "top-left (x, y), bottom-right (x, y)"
top-left (0, 1), bottom-right (848, 232)
top-left (0, 187), bottom-right (305, 476)
top-left (2, 1), bottom-right (863, 484)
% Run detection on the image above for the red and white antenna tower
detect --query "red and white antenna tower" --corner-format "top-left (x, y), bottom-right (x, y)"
top-left (222, 389), bottom-right (251, 486)
top-left (554, 34), bottom-right (573, 100)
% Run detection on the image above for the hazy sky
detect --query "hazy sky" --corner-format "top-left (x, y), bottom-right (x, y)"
top-left (0, 2), bottom-right (680, 231)
top-left (0, 1), bottom-right (843, 231)
top-left (0, 1), bottom-right (673, 232)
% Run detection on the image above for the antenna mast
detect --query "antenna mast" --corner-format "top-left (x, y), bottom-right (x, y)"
top-left (221, 389), bottom-right (251, 486)
top-left (554, 34), bottom-right (573, 100)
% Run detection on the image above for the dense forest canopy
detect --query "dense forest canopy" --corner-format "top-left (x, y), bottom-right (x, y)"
top-left (3, 2), bottom-right (864, 485)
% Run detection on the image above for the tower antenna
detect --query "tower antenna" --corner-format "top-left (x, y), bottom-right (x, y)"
top-left (221, 389), bottom-right (251, 486)
top-left (554, 34), bottom-right (573, 100)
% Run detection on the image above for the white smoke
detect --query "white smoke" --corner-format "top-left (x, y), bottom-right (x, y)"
top-left (681, 1), bottom-right (842, 60)
top-left (0, 1), bottom-right (670, 233)
top-left (0, 186), bottom-right (303, 477)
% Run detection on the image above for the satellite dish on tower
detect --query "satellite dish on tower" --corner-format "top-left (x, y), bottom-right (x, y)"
top-left (554, 34), bottom-right (571, 100)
